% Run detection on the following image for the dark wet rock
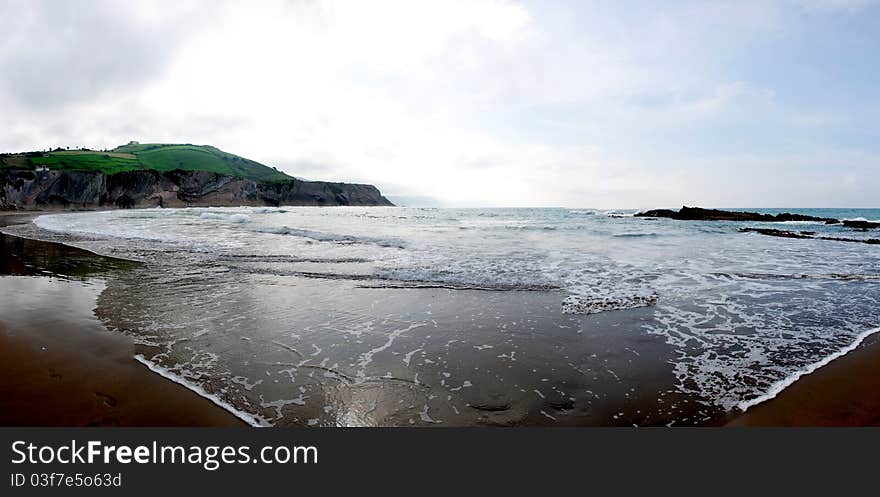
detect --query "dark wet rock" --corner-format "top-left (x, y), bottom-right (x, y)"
top-left (739, 228), bottom-right (812, 239)
top-left (740, 227), bottom-right (880, 245)
top-left (636, 206), bottom-right (838, 223)
top-left (822, 236), bottom-right (880, 245)
top-left (842, 220), bottom-right (880, 230)
top-left (0, 169), bottom-right (393, 210)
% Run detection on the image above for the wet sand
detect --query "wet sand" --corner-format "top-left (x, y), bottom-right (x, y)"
top-left (728, 332), bottom-right (880, 426)
top-left (0, 319), bottom-right (245, 426)
top-left (0, 213), bottom-right (244, 426)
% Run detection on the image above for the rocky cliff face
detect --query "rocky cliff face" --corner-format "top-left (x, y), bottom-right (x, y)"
top-left (0, 169), bottom-right (393, 210)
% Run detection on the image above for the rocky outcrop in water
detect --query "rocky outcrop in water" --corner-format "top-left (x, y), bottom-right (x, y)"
top-left (842, 220), bottom-right (880, 230)
top-left (0, 169), bottom-right (393, 210)
top-left (635, 206), bottom-right (838, 223)
top-left (739, 228), bottom-right (880, 245)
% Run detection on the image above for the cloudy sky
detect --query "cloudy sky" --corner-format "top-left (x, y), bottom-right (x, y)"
top-left (1, 0), bottom-right (878, 207)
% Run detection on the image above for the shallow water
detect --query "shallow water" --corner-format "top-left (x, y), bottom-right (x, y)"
top-left (4, 207), bottom-right (879, 425)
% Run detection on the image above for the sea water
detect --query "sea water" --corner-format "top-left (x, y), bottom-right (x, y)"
top-left (6, 207), bottom-right (879, 425)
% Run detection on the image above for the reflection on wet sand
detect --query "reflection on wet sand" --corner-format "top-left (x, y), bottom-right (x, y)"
top-left (94, 257), bottom-right (702, 426)
top-left (0, 230), bottom-right (243, 426)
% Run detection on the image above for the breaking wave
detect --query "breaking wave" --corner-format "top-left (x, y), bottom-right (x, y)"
top-left (255, 226), bottom-right (406, 248)
top-left (199, 212), bottom-right (251, 223)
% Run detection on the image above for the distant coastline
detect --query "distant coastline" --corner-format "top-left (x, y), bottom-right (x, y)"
top-left (1, 143), bottom-right (393, 210)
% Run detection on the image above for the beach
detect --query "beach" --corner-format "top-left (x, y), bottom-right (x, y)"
top-left (729, 332), bottom-right (880, 426)
top-left (1, 208), bottom-right (879, 426)
top-left (0, 213), bottom-right (244, 426)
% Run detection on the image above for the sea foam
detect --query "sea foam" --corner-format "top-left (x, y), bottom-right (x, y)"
top-left (133, 354), bottom-right (270, 427)
top-left (199, 212), bottom-right (251, 223)
top-left (736, 326), bottom-right (880, 411)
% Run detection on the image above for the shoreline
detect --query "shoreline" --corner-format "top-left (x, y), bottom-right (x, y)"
top-left (0, 212), bottom-right (246, 427)
top-left (736, 326), bottom-right (880, 412)
top-left (728, 331), bottom-right (880, 426)
top-left (2, 211), bottom-right (879, 426)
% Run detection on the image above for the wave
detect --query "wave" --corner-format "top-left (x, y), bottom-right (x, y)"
top-left (737, 326), bottom-right (880, 411)
top-left (235, 266), bottom-right (559, 291)
top-left (32, 215), bottom-right (181, 244)
top-left (359, 280), bottom-right (558, 291)
top-left (503, 225), bottom-right (558, 231)
top-left (123, 206), bottom-right (285, 219)
top-left (254, 226), bottom-right (406, 248)
top-left (133, 354), bottom-right (270, 426)
top-left (613, 232), bottom-right (660, 238)
top-left (250, 207), bottom-right (287, 214)
top-left (217, 254), bottom-right (371, 264)
top-left (199, 212), bottom-right (251, 223)
top-left (715, 272), bottom-right (880, 281)
top-left (567, 209), bottom-right (635, 217)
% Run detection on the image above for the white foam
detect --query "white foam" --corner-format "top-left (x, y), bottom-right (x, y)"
top-left (561, 293), bottom-right (657, 315)
top-left (256, 226), bottom-right (405, 248)
top-left (737, 326), bottom-right (880, 412)
top-left (33, 213), bottom-right (182, 243)
top-left (199, 212), bottom-right (251, 223)
top-left (133, 354), bottom-right (270, 427)
top-left (843, 217), bottom-right (880, 223)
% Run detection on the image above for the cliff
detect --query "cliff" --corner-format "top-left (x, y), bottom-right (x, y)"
top-left (0, 169), bottom-right (394, 210)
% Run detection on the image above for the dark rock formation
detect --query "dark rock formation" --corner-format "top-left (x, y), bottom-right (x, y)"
top-left (842, 220), bottom-right (880, 230)
top-left (738, 228), bottom-right (812, 239)
top-left (635, 206), bottom-right (838, 223)
top-left (740, 227), bottom-right (880, 245)
top-left (0, 169), bottom-right (393, 210)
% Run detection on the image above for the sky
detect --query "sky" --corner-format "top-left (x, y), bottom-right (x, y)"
top-left (1, 0), bottom-right (878, 208)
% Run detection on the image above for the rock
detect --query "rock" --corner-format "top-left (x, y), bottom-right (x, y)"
top-left (635, 206), bottom-right (838, 223)
top-left (842, 220), bottom-right (880, 230)
top-left (740, 227), bottom-right (880, 245)
top-left (738, 228), bottom-right (812, 239)
top-left (0, 169), bottom-right (393, 210)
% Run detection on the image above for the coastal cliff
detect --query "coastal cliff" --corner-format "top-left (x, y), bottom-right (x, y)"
top-left (0, 169), bottom-right (393, 210)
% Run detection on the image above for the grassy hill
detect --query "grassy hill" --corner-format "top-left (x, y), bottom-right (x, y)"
top-left (0, 143), bottom-right (291, 183)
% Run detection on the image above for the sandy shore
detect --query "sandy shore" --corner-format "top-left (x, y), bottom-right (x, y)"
top-left (728, 332), bottom-right (880, 426)
top-left (0, 212), bottom-right (244, 426)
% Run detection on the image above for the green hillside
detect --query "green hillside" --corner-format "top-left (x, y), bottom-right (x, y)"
top-left (0, 143), bottom-right (291, 183)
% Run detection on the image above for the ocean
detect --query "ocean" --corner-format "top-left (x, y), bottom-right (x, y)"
top-left (4, 206), bottom-right (879, 426)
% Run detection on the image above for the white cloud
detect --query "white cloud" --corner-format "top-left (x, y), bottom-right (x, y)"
top-left (1, 0), bottom-right (877, 207)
